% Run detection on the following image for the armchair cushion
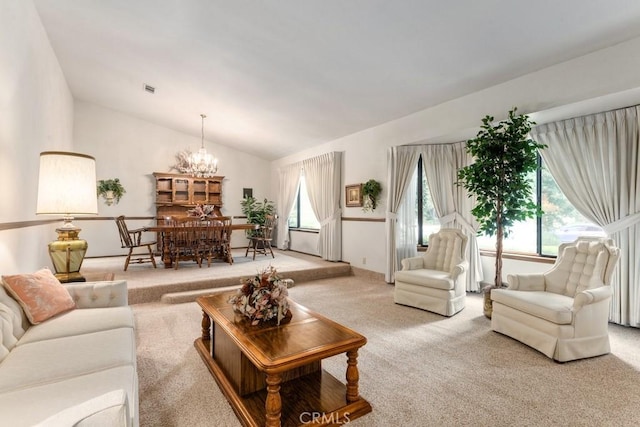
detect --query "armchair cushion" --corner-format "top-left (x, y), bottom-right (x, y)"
top-left (394, 269), bottom-right (453, 290)
top-left (491, 289), bottom-right (574, 324)
top-left (2, 269), bottom-right (75, 325)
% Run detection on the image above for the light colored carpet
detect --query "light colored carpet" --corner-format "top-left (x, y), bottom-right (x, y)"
top-left (133, 276), bottom-right (640, 427)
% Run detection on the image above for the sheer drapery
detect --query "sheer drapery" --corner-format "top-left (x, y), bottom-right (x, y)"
top-left (531, 105), bottom-right (640, 326)
top-left (421, 142), bottom-right (483, 292)
top-left (302, 152), bottom-right (342, 261)
top-left (277, 162), bottom-right (302, 249)
top-left (395, 168), bottom-right (418, 267)
top-left (385, 145), bottom-right (421, 282)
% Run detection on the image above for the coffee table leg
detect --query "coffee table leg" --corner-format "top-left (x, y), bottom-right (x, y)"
top-left (346, 349), bottom-right (360, 402)
top-left (201, 311), bottom-right (211, 341)
top-left (265, 373), bottom-right (282, 427)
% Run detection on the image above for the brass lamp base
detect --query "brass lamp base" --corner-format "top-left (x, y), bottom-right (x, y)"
top-left (48, 226), bottom-right (88, 283)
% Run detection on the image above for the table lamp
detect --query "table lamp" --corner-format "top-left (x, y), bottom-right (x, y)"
top-left (36, 151), bottom-right (98, 282)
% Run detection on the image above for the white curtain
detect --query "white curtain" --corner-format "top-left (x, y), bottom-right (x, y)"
top-left (421, 142), bottom-right (483, 292)
top-left (395, 168), bottom-right (418, 267)
top-left (385, 145), bottom-right (421, 283)
top-left (277, 162), bottom-right (302, 250)
top-left (303, 152), bottom-right (342, 261)
top-left (531, 105), bottom-right (640, 326)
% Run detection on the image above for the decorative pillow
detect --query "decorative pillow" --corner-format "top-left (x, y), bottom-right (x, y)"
top-left (2, 268), bottom-right (75, 324)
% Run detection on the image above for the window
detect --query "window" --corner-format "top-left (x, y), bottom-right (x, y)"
top-left (417, 156), bottom-right (440, 245)
top-left (287, 175), bottom-right (320, 230)
top-left (418, 155), bottom-right (604, 256)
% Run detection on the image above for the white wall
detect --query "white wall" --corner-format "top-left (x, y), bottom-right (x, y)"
top-left (73, 101), bottom-right (273, 256)
top-left (0, 0), bottom-right (74, 274)
top-left (272, 36), bottom-right (640, 281)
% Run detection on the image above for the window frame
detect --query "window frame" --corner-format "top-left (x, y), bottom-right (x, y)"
top-left (287, 177), bottom-right (320, 232)
top-left (417, 153), bottom-right (594, 259)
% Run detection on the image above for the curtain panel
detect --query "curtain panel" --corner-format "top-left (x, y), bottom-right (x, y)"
top-left (421, 142), bottom-right (483, 292)
top-left (395, 169), bottom-right (418, 268)
top-left (385, 146), bottom-right (421, 282)
top-left (531, 105), bottom-right (640, 326)
top-left (277, 162), bottom-right (302, 250)
top-left (302, 152), bottom-right (342, 261)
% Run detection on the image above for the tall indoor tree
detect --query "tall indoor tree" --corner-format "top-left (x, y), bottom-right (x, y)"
top-left (457, 108), bottom-right (546, 316)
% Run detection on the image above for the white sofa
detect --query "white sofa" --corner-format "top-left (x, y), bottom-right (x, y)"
top-left (0, 280), bottom-right (138, 426)
top-left (394, 228), bottom-right (469, 316)
top-left (491, 237), bottom-right (620, 362)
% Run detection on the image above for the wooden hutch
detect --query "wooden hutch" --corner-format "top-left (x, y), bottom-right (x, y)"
top-left (153, 172), bottom-right (224, 220)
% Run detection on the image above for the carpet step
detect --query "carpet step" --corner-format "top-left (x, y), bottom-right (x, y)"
top-left (129, 263), bottom-right (352, 304)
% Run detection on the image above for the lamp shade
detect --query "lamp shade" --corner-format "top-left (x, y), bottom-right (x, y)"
top-left (36, 151), bottom-right (98, 215)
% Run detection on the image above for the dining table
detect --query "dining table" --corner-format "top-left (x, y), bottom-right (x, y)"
top-left (144, 222), bottom-right (258, 268)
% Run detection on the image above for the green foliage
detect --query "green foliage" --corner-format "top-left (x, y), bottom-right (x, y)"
top-left (96, 178), bottom-right (126, 203)
top-left (362, 179), bottom-right (382, 211)
top-left (457, 108), bottom-right (545, 237)
top-left (240, 196), bottom-right (276, 226)
top-left (457, 108), bottom-right (546, 287)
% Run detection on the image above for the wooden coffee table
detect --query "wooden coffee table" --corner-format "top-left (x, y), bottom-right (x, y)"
top-left (195, 292), bottom-right (372, 427)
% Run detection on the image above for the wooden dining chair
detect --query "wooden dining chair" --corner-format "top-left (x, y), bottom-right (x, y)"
top-left (245, 214), bottom-right (276, 260)
top-left (201, 216), bottom-right (233, 266)
top-left (115, 216), bottom-right (157, 271)
top-left (169, 217), bottom-right (202, 269)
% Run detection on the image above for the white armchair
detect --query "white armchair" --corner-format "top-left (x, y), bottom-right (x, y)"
top-left (491, 237), bottom-right (620, 362)
top-left (394, 228), bottom-right (468, 316)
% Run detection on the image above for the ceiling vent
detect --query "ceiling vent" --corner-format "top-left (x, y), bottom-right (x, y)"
top-left (143, 84), bottom-right (155, 94)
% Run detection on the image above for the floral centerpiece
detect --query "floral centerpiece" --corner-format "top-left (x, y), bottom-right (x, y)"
top-left (187, 204), bottom-right (217, 220)
top-left (228, 266), bottom-right (292, 326)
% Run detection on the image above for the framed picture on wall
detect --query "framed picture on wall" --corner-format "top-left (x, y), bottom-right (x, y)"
top-left (345, 184), bottom-right (363, 207)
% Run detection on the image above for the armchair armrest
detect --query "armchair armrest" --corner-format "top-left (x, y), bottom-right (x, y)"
top-left (64, 280), bottom-right (129, 308)
top-left (506, 274), bottom-right (545, 291)
top-left (573, 286), bottom-right (612, 310)
top-left (127, 228), bottom-right (145, 245)
top-left (401, 256), bottom-right (425, 271)
top-left (450, 261), bottom-right (468, 280)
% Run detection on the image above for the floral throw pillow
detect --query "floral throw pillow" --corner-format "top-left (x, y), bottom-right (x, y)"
top-left (2, 268), bottom-right (75, 324)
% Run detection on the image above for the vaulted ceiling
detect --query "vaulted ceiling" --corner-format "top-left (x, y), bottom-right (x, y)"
top-left (34, 0), bottom-right (640, 160)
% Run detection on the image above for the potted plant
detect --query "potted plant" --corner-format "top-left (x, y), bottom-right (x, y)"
top-left (457, 108), bottom-right (546, 318)
top-left (97, 178), bottom-right (126, 206)
top-left (362, 179), bottom-right (382, 212)
top-left (240, 196), bottom-right (276, 238)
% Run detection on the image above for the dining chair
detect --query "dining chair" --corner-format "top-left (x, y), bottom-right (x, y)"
top-left (200, 216), bottom-right (233, 266)
top-left (245, 214), bottom-right (276, 260)
top-left (115, 216), bottom-right (157, 271)
top-left (169, 217), bottom-right (202, 269)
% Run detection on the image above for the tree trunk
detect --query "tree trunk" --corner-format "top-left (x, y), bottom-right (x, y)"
top-left (494, 203), bottom-right (503, 289)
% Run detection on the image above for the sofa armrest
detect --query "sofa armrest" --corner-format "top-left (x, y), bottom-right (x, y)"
top-left (573, 286), bottom-right (612, 310)
top-left (506, 274), bottom-right (545, 291)
top-left (35, 389), bottom-right (130, 427)
top-left (64, 280), bottom-right (129, 308)
top-left (401, 256), bottom-right (424, 271)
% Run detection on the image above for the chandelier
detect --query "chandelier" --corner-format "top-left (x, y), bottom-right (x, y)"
top-left (185, 114), bottom-right (218, 177)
